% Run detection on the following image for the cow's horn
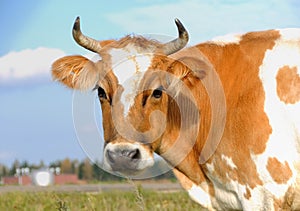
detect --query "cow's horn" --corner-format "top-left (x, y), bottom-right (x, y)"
top-left (72, 17), bottom-right (102, 53)
top-left (161, 18), bottom-right (189, 55)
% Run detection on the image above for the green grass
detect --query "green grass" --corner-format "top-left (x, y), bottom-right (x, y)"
top-left (0, 189), bottom-right (202, 211)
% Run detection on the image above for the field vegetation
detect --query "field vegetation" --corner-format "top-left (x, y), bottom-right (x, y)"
top-left (0, 188), bottom-right (202, 211)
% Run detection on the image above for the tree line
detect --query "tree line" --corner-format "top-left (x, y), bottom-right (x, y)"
top-left (0, 158), bottom-right (176, 182)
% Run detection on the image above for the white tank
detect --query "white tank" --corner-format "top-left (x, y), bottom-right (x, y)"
top-left (31, 169), bottom-right (54, 186)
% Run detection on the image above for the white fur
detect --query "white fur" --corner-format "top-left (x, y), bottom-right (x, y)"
top-left (278, 28), bottom-right (300, 42)
top-left (188, 184), bottom-right (214, 210)
top-left (254, 28), bottom-right (300, 203)
top-left (207, 160), bottom-right (277, 210)
top-left (221, 154), bottom-right (237, 169)
top-left (206, 162), bottom-right (244, 210)
top-left (109, 46), bottom-right (153, 116)
top-left (210, 33), bottom-right (242, 46)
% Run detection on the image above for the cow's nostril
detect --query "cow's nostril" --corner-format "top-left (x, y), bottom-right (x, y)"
top-left (128, 149), bottom-right (140, 159)
top-left (106, 150), bottom-right (117, 164)
top-left (121, 149), bottom-right (140, 160)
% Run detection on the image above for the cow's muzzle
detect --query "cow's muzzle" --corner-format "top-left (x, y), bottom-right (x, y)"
top-left (103, 142), bottom-right (154, 175)
top-left (107, 148), bottom-right (140, 169)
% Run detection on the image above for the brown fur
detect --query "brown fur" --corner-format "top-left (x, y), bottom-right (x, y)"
top-left (146, 54), bottom-right (213, 185)
top-left (52, 55), bottom-right (98, 90)
top-left (100, 35), bottom-right (161, 54)
top-left (267, 157), bottom-right (293, 184)
top-left (276, 65), bottom-right (300, 104)
top-left (197, 30), bottom-right (279, 189)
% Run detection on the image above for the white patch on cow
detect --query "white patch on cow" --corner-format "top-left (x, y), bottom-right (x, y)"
top-left (255, 28), bottom-right (300, 199)
top-left (188, 184), bottom-right (214, 209)
top-left (206, 161), bottom-right (241, 210)
top-left (210, 33), bottom-right (242, 46)
top-left (278, 28), bottom-right (300, 42)
top-left (213, 182), bottom-right (242, 210)
top-left (206, 162), bottom-right (215, 173)
top-left (241, 185), bottom-right (275, 210)
top-left (221, 154), bottom-right (237, 169)
top-left (109, 46), bottom-right (153, 116)
top-left (210, 173), bottom-right (277, 210)
top-left (206, 158), bottom-right (283, 210)
top-left (206, 161), bottom-right (244, 210)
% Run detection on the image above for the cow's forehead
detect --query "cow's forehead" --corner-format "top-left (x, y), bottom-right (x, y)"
top-left (108, 46), bottom-right (154, 115)
top-left (108, 46), bottom-right (154, 83)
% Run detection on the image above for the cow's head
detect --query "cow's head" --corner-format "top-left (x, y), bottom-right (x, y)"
top-left (52, 17), bottom-right (208, 176)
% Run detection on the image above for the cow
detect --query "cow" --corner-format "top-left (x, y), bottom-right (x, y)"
top-left (52, 17), bottom-right (300, 210)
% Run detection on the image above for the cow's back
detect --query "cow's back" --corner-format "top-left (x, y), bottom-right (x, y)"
top-left (195, 29), bottom-right (300, 210)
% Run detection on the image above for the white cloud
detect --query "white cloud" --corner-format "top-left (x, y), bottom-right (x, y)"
top-left (106, 0), bottom-right (300, 44)
top-left (0, 47), bottom-right (65, 86)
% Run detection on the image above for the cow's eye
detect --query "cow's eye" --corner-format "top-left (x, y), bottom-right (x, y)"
top-left (152, 87), bottom-right (163, 99)
top-left (98, 87), bottom-right (107, 99)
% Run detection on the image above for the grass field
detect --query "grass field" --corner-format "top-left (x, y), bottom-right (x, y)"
top-left (0, 187), bottom-right (202, 211)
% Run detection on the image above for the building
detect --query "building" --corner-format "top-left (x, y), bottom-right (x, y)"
top-left (2, 169), bottom-right (81, 186)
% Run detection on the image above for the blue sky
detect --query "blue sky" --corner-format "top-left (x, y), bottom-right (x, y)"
top-left (1, 0), bottom-right (300, 167)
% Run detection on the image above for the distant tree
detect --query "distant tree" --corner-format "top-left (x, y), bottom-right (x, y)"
top-left (0, 164), bottom-right (9, 177)
top-left (60, 158), bottom-right (72, 174)
top-left (9, 160), bottom-right (20, 176)
top-left (81, 158), bottom-right (93, 180)
top-left (71, 159), bottom-right (79, 175)
top-left (78, 162), bottom-right (84, 179)
top-left (28, 160), bottom-right (45, 170)
top-left (38, 160), bottom-right (45, 168)
top-left (49, 160), bottom-right (61, 168)
top-left (92, 161), bottom-right (102, 180)
top-left (20, 160), bottom-right (29, 168)
top-left (92, 161), bottom-right (122, 181)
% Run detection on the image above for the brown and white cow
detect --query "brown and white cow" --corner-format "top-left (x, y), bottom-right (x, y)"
top-left (52, 17), bottom-right (300, 210)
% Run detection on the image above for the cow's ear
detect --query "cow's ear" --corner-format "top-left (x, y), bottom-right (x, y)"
top-left (51, 55), bottom-right (99, 90)
top-left (165, 57), bottom-right (202, 130)
top-left (171, 56), bottom-right (207, 80)
top-left (165, 56), bottom-right (208, 91)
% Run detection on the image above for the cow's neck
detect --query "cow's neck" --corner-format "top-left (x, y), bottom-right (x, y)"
top-left (158, 77), bottom-right (212, 185)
